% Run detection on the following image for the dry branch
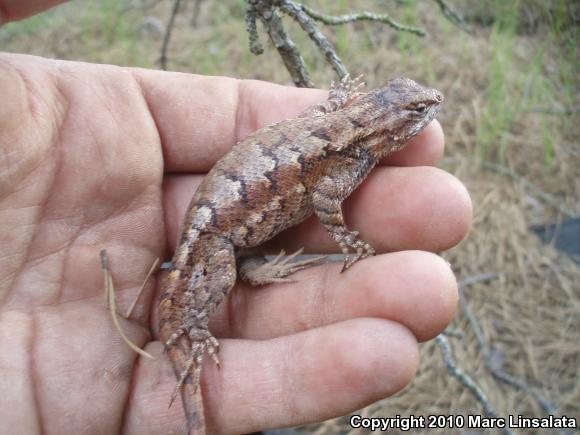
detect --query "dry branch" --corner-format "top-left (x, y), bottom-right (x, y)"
top-left (246, 0), bottom-right (313, 87)
top-left (243, 0), bottom-right (469, 87)
top-left (160, 0), bottom-right (183, 70)
top-left (436, 271), bottom-right (564, 433)
top-left (526, 106), bottom-right (580, 115)
top-left (298, 3), bottom-right (426, 36)
top-left (278, 1), bottom-right (348, 79)
top-left (245, 0), bottom-right (432, 86)
top-left (100, 250), bottom-right (155, 360)
top-left (436, 335), bottom-right (512, 435)
top-left (125, 257), bottom-right (160, 318)
top-left (433, 0), bottom-right (471, 33)
top-left (190, 0), bottom-right (204, 27)
top-left (482, 161), bottom-right (576, 217)
top-left (157, 0), bottom-right (468, 86)
top-left (458, 273), bottom-right (559, 417)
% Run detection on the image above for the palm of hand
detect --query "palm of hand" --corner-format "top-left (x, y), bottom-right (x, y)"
top-left (0, 54), bottom-right (469, 434)
top-left (1, 56), bottom-right (168, 433)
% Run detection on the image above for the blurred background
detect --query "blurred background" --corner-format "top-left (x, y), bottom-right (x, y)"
top-left (2, 0), bottom-right (578, 433)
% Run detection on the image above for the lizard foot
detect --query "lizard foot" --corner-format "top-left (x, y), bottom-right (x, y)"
top-left (243, 248), bottom-right (327, 286)
top-left (167, 327), bottom-right (220, 407)
top-left (334, 230), bottom-right (375, 273)
top-left (329, 73), bottom-right (366, 105)
top-left (299, 73), bottom-right (366, 117)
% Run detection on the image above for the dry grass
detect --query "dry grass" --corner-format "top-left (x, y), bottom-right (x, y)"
top-left (2, 0), bottom-right (578, 433)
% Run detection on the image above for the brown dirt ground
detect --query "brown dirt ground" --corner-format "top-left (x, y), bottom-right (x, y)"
top-left (2, 1), bottom-right (578, 434)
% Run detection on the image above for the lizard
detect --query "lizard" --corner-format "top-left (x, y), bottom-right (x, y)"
top-left (158, 75), bottom-right (443, 434)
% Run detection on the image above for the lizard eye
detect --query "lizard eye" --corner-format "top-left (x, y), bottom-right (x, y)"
top-left (412, 103), bottom-right (427, 114)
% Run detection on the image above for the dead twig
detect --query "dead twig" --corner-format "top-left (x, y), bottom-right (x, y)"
top-left (245, 2), bottom-right (264, 55)
top-left (157, 0), bottom-right (468, 87)
top-left (298, 3), bottom-right (426, 36)
top-left (458, 273), bottom-right (560, 417)
top-left (432, 0), bottom-right (471, 33)
top-left (458, 273), bottom-right (501, 355)
top-left (244, 0), bottom-right (443, 87)
top-left (482, 161), bottom-right (576, 217)
top-left (436, 273), bottom-right (510, 430)
top-left (525, 106), bottom-right (580, 115)
top-left (436, 335), bottom-right (512, 435)
top-left (100, 250), bottom-right (155, 360)
top-left (159, 0), bottom-right (183, 70)
top-left (190, 0), bottom-right (204, 28)
top-left (126, 257), bottom-right (160, 318)
top-left (246, 0), bottom-right (313, 87)
top-left (279, 1), bottom-right (348, 79)
top-left (438, 272), bottom-right (561, 432)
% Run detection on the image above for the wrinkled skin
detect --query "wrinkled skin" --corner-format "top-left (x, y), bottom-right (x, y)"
top-left (0, 2), bottom-right (472, 434)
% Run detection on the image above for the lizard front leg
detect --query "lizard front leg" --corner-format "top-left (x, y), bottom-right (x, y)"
top-left (312, 152), bottom-right (378, 272)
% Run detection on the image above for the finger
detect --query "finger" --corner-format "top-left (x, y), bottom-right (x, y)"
top-left (16, 302), bottom-right (151, 435)
top-left (132, 70), bottom-right (444, 172)
top-left (128, 319), bottom-right (419, 434)
top-left (211, 251), bottom-right (457, 343)
top-left (162, 166), bottom-right (472, 254)
top-left (0, 0), bottom-right (67, 22)
top-left (273, 165), bottom-right (471, 254)
top-left (383, 120), bottom-right (444, 167)
top-left (134, 71), bottom-right (324, 173)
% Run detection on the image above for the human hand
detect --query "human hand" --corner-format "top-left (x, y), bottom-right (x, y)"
top-left (0, 52), bottom-right (470, 434)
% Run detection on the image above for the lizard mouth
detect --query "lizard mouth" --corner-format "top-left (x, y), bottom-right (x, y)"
top-left (414, 103), bottom-right (441, 136)
top-left (432, 89), bottom-right (444, 104)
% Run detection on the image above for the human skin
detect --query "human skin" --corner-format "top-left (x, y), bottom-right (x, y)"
top-left (0, 2), bottom-right (472, 434)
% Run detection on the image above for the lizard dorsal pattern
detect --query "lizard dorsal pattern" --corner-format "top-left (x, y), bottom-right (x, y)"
top-left (159, 75), bottom-right (443, 434)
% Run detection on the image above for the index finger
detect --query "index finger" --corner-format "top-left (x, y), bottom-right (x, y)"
top-left (133, 70), bottom-right (444, 173)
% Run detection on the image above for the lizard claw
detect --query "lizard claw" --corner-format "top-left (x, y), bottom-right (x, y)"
top-left (164, 328), bottom-right (185, 352)
top-left (331, 73), bottom-right (365, 95)
top-left (167, 328), bottom-right (220, 408)
top-left (337, 231), bottom-right (375, 273)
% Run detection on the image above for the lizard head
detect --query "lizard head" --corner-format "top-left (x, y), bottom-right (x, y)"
top-left (351, 77), bottom-right (443, 156)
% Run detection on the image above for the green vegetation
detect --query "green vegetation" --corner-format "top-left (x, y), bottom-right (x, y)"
top-left (476, 0), bottom-right (521, 162)
top-left (0, 1), bottom-right (577, 427)
top-left (1, 0), bottom-right (576, 164)
top-left (472, 0), bottom-right (577, 164)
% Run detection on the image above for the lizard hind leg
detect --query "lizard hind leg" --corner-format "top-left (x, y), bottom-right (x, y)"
top-left (160, 232), bottom-right (237, 429)
top-left (238, 247), bottom-right (326, 286)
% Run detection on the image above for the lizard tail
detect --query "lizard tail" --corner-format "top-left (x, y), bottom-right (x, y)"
top-left (169, 335), bottom-right (206, 434)
top-left (159, 275), bottom-right (206, 435)
top-left (158, 233), bottom-right (237, 435)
